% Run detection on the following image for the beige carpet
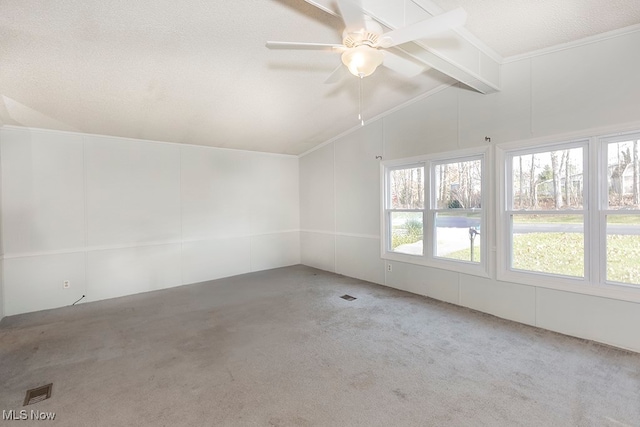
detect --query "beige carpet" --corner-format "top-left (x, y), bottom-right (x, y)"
top-left (1, 265), bottom-right (639, 426)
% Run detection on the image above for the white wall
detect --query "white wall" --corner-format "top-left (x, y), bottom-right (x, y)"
top-left (300, 122), bottom-right (386, 285)
top-left (0, 128), bottom-right (300, 316)
top-left (299, 30), bottom-right (640, 352)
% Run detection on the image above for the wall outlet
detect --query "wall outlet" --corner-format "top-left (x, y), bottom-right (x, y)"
top-left (387, 264), bottom-right (392, 272)
top-left (63, 280), bottom-right (70, 289)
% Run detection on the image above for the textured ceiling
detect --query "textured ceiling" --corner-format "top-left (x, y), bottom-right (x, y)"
top-left (1, 0), bottom-right (639, 154)
top-left (437, 0), bottom-right (640, 57)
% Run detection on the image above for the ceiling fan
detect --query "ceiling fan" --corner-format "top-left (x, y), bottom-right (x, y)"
top-left (266, 0), bottom-right (467, 82)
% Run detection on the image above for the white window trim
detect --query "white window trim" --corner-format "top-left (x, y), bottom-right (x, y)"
top-left (496, 130), bottom-right (640, 303)
top-left (506, 140), bottom-right (589, 280)
top-left (598, 132), bottom-right (640, 288)
top-left (381, 146), bottom-right (490, 278)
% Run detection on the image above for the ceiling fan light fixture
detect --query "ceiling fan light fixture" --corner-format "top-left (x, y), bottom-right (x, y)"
top-left (341, 46), bottom-right (384, 78)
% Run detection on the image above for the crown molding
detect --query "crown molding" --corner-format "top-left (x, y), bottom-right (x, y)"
top-left (503, 23), bottom-right (640, 64)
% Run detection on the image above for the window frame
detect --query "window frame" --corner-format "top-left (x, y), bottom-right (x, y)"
top-left (381, 146), bottom-right (490, 277)
top-left (430, 155), bottom-right (484, 263)
top-left (505, 140), bottom-right (589, 281)
top-left (599, 133), bottom-right (640, 288)
top-left (496, 130), bottom-right (640, 301)
top-left (384, 162), bottom-right (426, 258)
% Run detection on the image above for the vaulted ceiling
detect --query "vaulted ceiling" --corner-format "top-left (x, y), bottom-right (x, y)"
top-left (1, 0), bottom-right (639, 154)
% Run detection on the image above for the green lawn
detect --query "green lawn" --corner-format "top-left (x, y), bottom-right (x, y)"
top-left (607, 215), bottom-right (640, 225)
top-left (607, 234), bottom-right (640, 284)
top-left (512, 232), bottom-right (584, 277)
top-left (445, 233), bottom-right (583, 274)
top-left (392, 213), bottom-right (639, 284)
top-left (513, 214), bottom-right (640, 224)
top-left (446, 232), bottom-right (640, 285)
top-left (392, 233), bottom-right (421, 249)
top-left (513, 215), bottom-right (583, 224)
top-left (443, 245), bottom-right (481, 262)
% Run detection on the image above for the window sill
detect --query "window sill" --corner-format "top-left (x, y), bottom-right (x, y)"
top-left (497, 269), bottom-right (640, 303)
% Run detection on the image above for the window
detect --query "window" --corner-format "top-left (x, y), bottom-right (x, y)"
top-left (602, 135), bottom-right (640, 286)
top-left (387, 165), bottom-right (425, 256)
top-left (500, 131), bottom-right (640, 291)
top-left (432, 158), bottom-right (482, 263)
top-left (506, 143), bottom-right (587, 278)
top-left (382, 148), bottom-right (487, 275)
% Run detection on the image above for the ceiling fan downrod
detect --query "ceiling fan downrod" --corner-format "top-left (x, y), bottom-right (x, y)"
top-left (359, 75), bottom-right (364, 126)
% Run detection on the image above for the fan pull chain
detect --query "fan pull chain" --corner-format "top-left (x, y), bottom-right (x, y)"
top-left (358, 75), bottom-right (364, 126)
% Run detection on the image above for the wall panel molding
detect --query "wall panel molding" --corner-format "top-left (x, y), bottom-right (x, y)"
top-left (1, 127), bottom-right (300, 315)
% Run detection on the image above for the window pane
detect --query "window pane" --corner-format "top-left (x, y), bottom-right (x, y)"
top-left (390, 212), bottom-right (423, 255)
top-left (434, 160), bottom-right (481, 209)
top-left (389, 167), bottom-right (424, 209)
top-left (435, 212), bottom-right (481, 263)
top-left (607, 140), bottom-right (640, 209)
top-left (511, 148), bottom-right (584, 210)
top-left (511, 214), bottom-right (584, 277)
top-left (607, 215), bottom-right (640, 285)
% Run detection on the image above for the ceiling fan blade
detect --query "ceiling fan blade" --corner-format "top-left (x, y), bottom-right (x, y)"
top-left (324, 65), bottom-right (348, 84)
top-left (379, 7), bottom-right (467, 48)
top-left (382, 51), bottom-right (427, 78)
top-left (266, 41), bottom-right (344, 51)
top-left (336, 0), bottom-right (366, 33)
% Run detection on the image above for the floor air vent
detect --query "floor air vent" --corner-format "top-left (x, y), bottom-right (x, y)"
top-left (340, 295), bottom-right (356, 301)
top-left (23, 383), bottom-right (53, 406)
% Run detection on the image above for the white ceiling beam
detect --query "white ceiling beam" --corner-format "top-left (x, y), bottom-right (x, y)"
top-left (303, 0), bottom-right (501, 93)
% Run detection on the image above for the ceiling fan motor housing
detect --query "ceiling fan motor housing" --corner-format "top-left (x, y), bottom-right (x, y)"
top-left (341, 16), bottom-right (384, 77)
top-left (342, 16), bottom-right (383, 48)
top-left (343, 31), bottom-right (379, 48)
